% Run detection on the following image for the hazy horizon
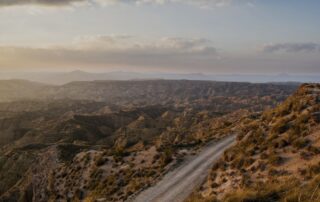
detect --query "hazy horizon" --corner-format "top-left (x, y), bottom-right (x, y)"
top-left (0, 70), bottom-right (319, 85)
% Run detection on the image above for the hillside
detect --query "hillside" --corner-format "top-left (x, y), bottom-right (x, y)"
top-left (0, 102), bottom-right (238, 201)
top-left (0, 80), bottom-right (300, 201)
top-left (192, 84), bottom-right (320, 202)
top-left (0, 80), bottom-right (298, 105)
top-left (0, 80), bottom-right (50, 102)
top-left (51, 80), bottom-right (298, 105)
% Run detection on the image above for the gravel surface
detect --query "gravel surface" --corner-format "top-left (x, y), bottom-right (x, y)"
top-left (130, 135), bottom-right (236, 202)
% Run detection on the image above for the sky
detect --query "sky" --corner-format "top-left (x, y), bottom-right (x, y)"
top-left (0, 0), bottom-right (319, 75)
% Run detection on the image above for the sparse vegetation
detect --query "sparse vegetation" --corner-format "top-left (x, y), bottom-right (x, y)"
top-left (0, 81), bottom-right (302, 201)
top-left (196, 84), bottom-right (320, 202)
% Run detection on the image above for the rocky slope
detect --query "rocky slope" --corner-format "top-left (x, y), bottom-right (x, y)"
top-left (0, 103), bottom-right (246, 202)
top-left (192, 84), bottom-right (320, 202)
top-left (0, 80), bottom-right (299, 202)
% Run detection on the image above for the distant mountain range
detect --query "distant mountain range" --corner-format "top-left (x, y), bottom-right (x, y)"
top-left (0, 79), bottom-right (299, 103)
top-left (0, 71), bottom-right (319, 85)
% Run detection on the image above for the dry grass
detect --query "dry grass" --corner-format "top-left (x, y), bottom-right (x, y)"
top-left (223, 174), bottom-right (320, 202)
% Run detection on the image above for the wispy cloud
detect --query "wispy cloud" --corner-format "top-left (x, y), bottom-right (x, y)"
top-left (0, 35), bottom-right (218, 69)
top-left (0, 0), bottom-right (236, 8)
top-left (132, 0), bottom-right (233, 8)
top-left (263, 43), bottom-right (320, 53)
top-left (71, 35), bottom-right (217, 54)
top-left (1, 36), bottom-right (319, 74)
top-left (0, 0), bottom-right (85, 7)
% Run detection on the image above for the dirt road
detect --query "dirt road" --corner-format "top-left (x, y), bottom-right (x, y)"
top-left (131, 135), bottom-right (236, 202)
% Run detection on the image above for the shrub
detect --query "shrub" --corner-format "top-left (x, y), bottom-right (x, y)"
top-left (159, 148), bottom-right (173, 167)
top-left (231, 157), bottom-right (245, 170)
top-left (95, 156), bottom-right (107, 166)
top-left (300, 151), bottom-right (312, 160)
top-left (307, 146), bottom-right (320, 154)
top-left (272, 119), bottom-right (290, 134)
top-left (268, 154), bottom-right (283, 166)
top-left (307, 162), bottom-right (320, 176)
top-left (186, 192), bottom-right (217, 202)
top-left (275, 138), bottom-right (289, 149)
top-left (293, 138), bottom-right (310, 149)
top-left (224, 186), bottom-right (281, 202)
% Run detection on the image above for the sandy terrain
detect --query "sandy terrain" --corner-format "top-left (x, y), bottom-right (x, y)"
top-left (130, 135), bottom-right (236, 202)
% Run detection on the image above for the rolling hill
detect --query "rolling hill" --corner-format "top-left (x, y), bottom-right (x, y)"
top-left (0, 80), bottom-right (303, 201)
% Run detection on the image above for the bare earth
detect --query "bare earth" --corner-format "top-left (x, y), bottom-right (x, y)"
top-left (130, 135), bottom-right (236, 202)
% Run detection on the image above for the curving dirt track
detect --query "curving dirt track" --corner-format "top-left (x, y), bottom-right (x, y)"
top-left (130, 135), bottom-right (236, 202)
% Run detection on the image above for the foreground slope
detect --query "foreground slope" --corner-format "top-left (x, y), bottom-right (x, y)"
top-left (193, 83), bottom-right (320, 202)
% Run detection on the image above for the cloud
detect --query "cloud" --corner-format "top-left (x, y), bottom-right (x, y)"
top-left (1, 36), bottom-right (319, 74)
top-left (0, 35), bottom-right (218, 69)
top-left (0, 0), bottom-right (234, 8)
top-left (263, 43), bottom-right (320, 53)
top-left (133, 0), bottom-right (233, 8)
top-left (0, 0), bottom-right (85, 7)
top-left (71, 35), bottom-right (217, 54)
